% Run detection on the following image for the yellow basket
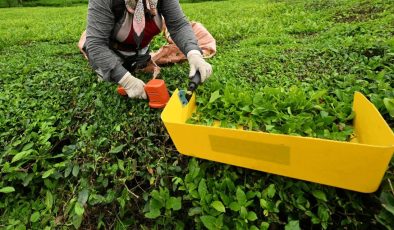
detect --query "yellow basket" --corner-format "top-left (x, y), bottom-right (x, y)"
top-left (161, 90), bottom-right (394, 193)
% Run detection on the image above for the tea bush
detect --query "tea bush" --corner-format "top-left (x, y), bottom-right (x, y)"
top-left (1, 0), bottom-right (393, 229)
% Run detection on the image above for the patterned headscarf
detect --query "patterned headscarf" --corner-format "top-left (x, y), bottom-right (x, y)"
top-left (125, 0), bottom-right (158, 48)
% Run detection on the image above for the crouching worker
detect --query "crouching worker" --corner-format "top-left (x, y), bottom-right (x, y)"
top-left (79, 0), bottom-right (213, 99)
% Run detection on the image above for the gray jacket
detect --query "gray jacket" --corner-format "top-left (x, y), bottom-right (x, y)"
top-left (86, 0), bottom-right (201, 82)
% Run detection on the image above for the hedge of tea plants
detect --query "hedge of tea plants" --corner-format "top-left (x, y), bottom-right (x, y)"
top-left (1, 0), bottom-right (393, 229)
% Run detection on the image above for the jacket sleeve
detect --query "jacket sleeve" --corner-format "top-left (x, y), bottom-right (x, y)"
top-left (86, 0), bottom-right (127, 82)
top-left (160, 0), bottom-right (202, 56)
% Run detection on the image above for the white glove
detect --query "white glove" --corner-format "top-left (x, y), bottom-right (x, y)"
top-left (118, 72), bottom-right (147, 99)
top-left (187, 50), bottom-right (212, 83)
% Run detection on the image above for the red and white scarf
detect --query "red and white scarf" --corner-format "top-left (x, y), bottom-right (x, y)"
top-left (125, 0), bottom-right (158, 48)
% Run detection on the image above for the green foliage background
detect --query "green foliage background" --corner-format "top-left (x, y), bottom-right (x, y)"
top-left (0, 0), bottom-right (87, 7)
top-left (1, 0), bottom-right (394, 229)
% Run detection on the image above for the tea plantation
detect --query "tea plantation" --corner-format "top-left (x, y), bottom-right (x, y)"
top-left (1, 0), bottom-right (394, 229)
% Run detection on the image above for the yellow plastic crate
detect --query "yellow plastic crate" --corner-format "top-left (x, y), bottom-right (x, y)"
top-left (161, 90), bottom-right (394, 193)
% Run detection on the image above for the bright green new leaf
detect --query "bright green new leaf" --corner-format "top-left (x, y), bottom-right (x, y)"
top-left (311, 90), bottom-right (327, 100)
top-left (285, 220), bottom-right (301, 230)
top-left (200, 215), bottom-right (217, 230)
top-left (312, 190), bottom-right (328, 202)
top-left (267, 184), bottom-right (276, 198)
top-left (261, 222), bottom-right (270, 230)
top-left (0, 186), bottom-right (15, 193)
top-left (236, 187), bottom-right (247, 205)
top-left (42, 169), bottom-right (55, 179)
top-left (198, 179), bottom-right (208, 200)
top-left (318, 205), bottom-right (330, 222)
top-left (74, 202), bottom-right (85, 216)
top-left (145, 209), bottom-right (161, 219)
top-left (240, 206), bottom-right (248, 219)
top-left (150, 198), bottom-right (163, 211)
top-left (229, 201), bottom-right (241, 211)
top-left (11, 150), bottom-right (33, 163)
top-left (109, 144), bottom-right (126, 154)
top-left (383, 98), bottom-right (394, 117)
top-left (64, 198), bottom-right (77, 217)
top-left (168, 197), bottom-right (182, 211)
top-left (247, 211), bottom-right (258, 221)
top-left (150, 190), bottom-right (161, 201)
top-left (45, 190), bottom-right (53, 210)
top-left (209, 90), bottom-right (221, 103)
top-left (320, 111), bottom-right (329, 118)
top-left (72, 214), bottom-right (83, 229)
top-left (211, 201), bottom-right (226, 213)
top-left (30, 211), bottom-right (40, 223)
top-left (260, 198), bottom-right (268, 211)
top-left (22, 142), bottom-right (34, 151)
top-left (117, 159), bottom-right (125, 171)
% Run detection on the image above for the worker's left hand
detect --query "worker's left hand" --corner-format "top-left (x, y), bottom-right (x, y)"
top-left (118, 72), bottom-right (147, 99)
top-left (187, 50), bottom-right (212, 83)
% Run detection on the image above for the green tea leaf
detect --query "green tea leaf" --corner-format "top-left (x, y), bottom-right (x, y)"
top-left (72, 214), bottom-right (83, 229)
top-left (72, 164), bottom-right (80, 177)
top-left (311, 90), bottom-right (327, 100)
top-left (229, 201), bottom-right (241, 211)
top-left (145, 209), bottom-right (161, 219)
top-left (261, 222), bottom-right (270, 230)
top-left (151, 190), bottom-right (162, 202)
top-left (0, 186), bottom-right (15, 193)
top-left (168, 197), bottom-right (182, 211)
top-left (64, 164), bottom-right (72, 178)
top-left (240, 206), bottom-right (248, 219)
top-left (236, 187), bottom-right (247, 205)
top-left (109, 144), bottom-right (126, 154)
top-left (383, 98), bottom-right (394, 117)
top-left (78, 189), bottom-right (89, 205)
top-left (312, 190), bottom-right (327, 202)
top-left (198, 179), bottom-right (208, 200)
top-left (30, 211), bottom-right (40, 223)
top-left (209, 90), bottom-right (221, 103)
top-left (318, 205), bottom-right (330, 222)
top-left (22, 142), bottom-right (34, 151)
top-left (380, 191), bottom-right (394, 215)
top-left (150, 198), bottom-right (163, 210)
top-left (260, 199), bottom-right (268, 209)
top-left (42, 169), bottom-right (55, 179)
top-left (11, 150), bottom-right (33, 163)
top-left (247, 211), bottom-right (258, 221)
top-left (188, 207), bottom-right (202, 216)
top-left (200, 215), bottom-right (217, 230)
top-left (211, 201), bottom-right (226, 213)
top-left (320, 111), bottom-right (329, 118)
top-left (45, 191), bottom-right (53, 210)
top-left (74, 202), bottom-right (84, 216)
top-left (285, 220), bottom-right (301, 230)
top-left (117, 159), bottom-right (125, 171)
top-left (267, 184), bottom-right (276, 198)
top-left (22, 174), bottom-right (34, 187)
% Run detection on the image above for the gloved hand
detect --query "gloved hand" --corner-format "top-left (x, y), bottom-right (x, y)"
top-left (187, 50), bottom-right (212, 83)
top-left (118, 72), bottom-right (147, 99)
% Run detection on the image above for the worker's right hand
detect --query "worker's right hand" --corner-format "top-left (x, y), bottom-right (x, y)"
top-left (187, 50), bottom-right (212, 83)
top-left (118, 72), bottom-right (147, 99)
